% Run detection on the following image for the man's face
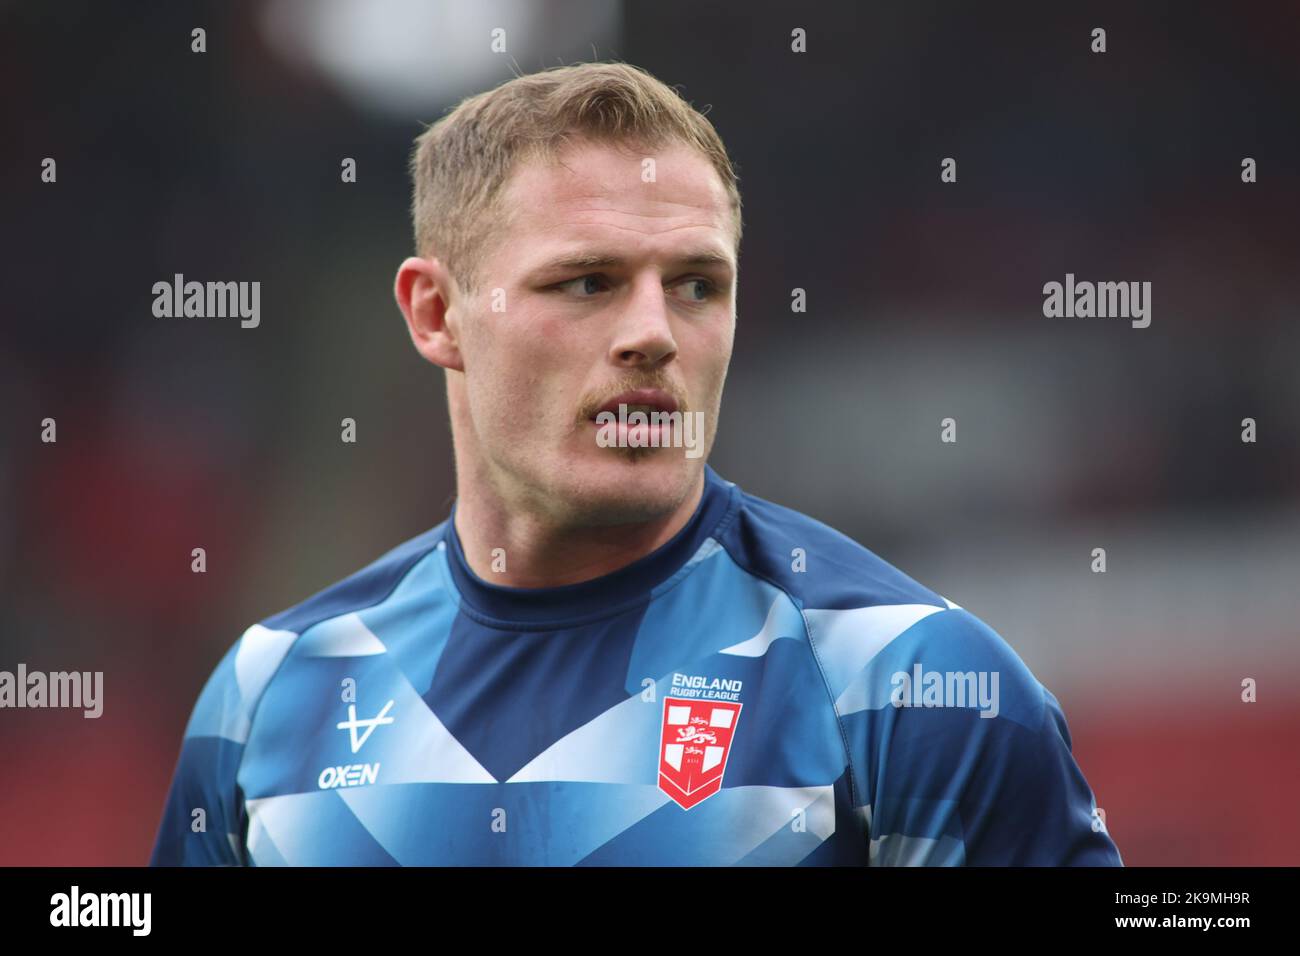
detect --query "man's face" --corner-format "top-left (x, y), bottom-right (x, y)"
top-left (449, 138), bottom-right (737, 526)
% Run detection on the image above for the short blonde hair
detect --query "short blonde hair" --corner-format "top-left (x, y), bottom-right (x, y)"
top-left (408, 61), bottom-right (743, 295)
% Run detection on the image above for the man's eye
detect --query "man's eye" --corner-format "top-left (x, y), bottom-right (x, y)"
top-left (672, 278), bottom-right (718, 302)
top-left (555, 275), bottom-right (609, 297)
top-left (552, 275), bottom-right (719, 301)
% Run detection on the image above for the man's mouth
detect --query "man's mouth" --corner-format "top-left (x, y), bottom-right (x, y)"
top-left (589, 389), bottom-right (679, 422)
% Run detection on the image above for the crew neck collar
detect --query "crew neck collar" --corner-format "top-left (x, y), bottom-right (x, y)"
top-left (443, 464), bottom-right (739, 628)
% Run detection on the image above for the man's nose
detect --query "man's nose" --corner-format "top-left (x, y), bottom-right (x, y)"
top-left (608, 275), bottom-right (678, 367)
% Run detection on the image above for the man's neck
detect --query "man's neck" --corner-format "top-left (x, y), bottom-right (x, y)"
top-left (452, 469), bottom-right (706, 588)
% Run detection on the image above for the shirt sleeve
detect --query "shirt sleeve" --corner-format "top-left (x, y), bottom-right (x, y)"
top-left (149, 637), bottom-right (251, 866)
top-left (857, 607), bottom-right (1122, 866)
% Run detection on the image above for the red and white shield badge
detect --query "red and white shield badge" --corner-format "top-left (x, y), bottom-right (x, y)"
top-left (657, 697), bottom-right (743, 810)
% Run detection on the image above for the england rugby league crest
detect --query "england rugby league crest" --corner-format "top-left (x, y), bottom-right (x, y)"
top-left (657, 696), bottom-right (743, 809)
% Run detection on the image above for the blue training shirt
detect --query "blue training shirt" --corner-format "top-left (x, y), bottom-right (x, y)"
top-left (150, 464), bottom-right (1122, 866)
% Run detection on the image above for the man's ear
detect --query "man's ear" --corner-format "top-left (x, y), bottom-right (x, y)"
top-left (395, 256), bottom-right (465, 372)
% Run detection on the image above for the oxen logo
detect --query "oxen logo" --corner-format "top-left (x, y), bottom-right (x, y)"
top-left (657, 697), bottom-right (742, 809)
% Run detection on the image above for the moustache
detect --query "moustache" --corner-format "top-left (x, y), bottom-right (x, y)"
top-left (575, 375), bottom-right (689, 424)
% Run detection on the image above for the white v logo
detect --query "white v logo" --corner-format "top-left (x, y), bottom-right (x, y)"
top-left (336, 700), bottom-right (395, 754)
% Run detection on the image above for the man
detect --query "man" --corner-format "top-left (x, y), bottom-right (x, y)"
top-left (150, 62), bottom-right (1121, 866)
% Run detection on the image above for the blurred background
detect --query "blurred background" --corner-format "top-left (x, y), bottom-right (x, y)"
top-left (1, 0), bottom-right (1297, 865)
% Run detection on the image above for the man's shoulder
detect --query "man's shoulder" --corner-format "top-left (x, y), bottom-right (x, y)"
top-left (718, 480), bottom-right (949, 613)
top-left (181, 520), bottom-right (452, 742)
top-left (718, 481), bottom-right (1047, 716)
top-left (256, 519), bottom-right (452, 636)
